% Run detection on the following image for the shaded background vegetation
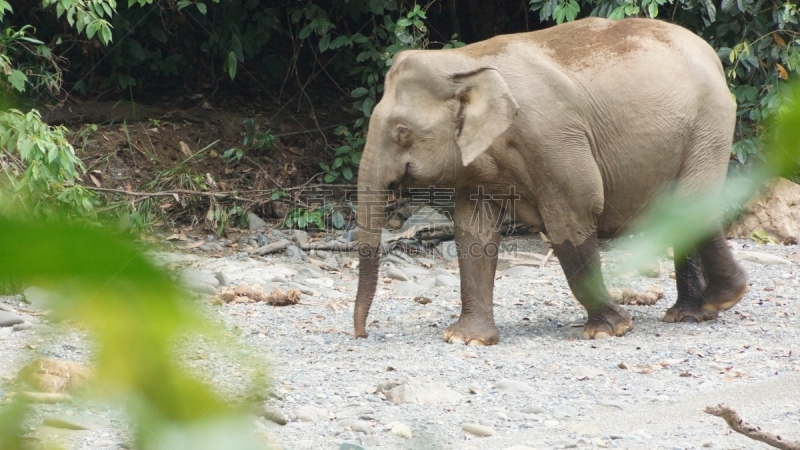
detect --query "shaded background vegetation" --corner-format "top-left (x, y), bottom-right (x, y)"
top-left (1, 0), bottom-right (799, 228)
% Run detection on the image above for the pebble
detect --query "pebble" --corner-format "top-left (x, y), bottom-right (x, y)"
top-left (597, 399), bottom-right (629, 410)
top-left (339, 442), bottom-right (366, 450)
top-left (261, 405), bottom-right (287, 425)
top-left (434, 275), bottom-right (459, 287)
top-left (543, 420), bottom-right (560, 428)
top-left (294, 405), bottom-right (327, 422)
top-left (502, 266), bottom-right (536, 278)
top-left (393, 281), bottom-right (422, 294)
top-left (438, 241), bottom-right (458, 261)
top-left (495, 379), bottom-right (535, 393)
top-left (338, 419), bottom-right (373, 434)
top-left (389, 422), bottom-right (412, 439)
top-left (462, 423), bottom-right (496, 437)
top-left (520, 405), bottom-right (545, 414)
top-left (385, 266), bottom-right (410, 281)
top-left (553, 405), bottom-right (578, 419)
top-left (12, 322), bottom-right (32, 331)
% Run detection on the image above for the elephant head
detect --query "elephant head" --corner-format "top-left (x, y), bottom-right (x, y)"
top-left (354, 51), bottom-right (520, 338)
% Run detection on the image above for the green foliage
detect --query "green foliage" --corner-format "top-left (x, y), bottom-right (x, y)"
top-left (529, 0), bottom-right (800, 163)
top-left (242, 118), bottom-right (275, 153)
top-left (283, 205), bottom-right (326, 230)
top-left (282, 199), bottom-right (351, 230)
top-left (294, 1), bottom-right (464, 183)
top-left (0, 215), bottom-right (268, 450)
top-left (0, 108), bottom-right (94, 216)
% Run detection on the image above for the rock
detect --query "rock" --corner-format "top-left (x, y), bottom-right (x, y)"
top-left (393, 281), bottom-right (423, 294)
top-left (287, 283), bottom-right (315, 296)
top-left (385, 266), bottom-right (410, 281)
top-left (438, 241), bottom-right (458, 261)
top-left (0, 311), bottom-right (25, 327)
top-left (501, 266), bottom-right (536, 278)
top-left (417, 257), bottom-right (435, 267)
top-left (288, 230), bottom-right (310, 245)
top-left (435, 275), bottom-right (459, 287)
top-left (22, 286), bottom-right (62, 310)
top-left (294, 405), bottom-right (327, 422)
top-left (543, 419), bottom-right (560, 428)
top-left (553, 405), bottom-right (578, 419)
top-left (338, 419), bottom-right (373, 434)
top-left (90, 440), bottom-right (115, 447)
top-left (43, 414), bottom-right (108, 430)
top-left (520, 405), bottom-right (545, 414)
top-left (261, 405), bottom-right (287, 425)
top-left (462, 423), bottom-right (496, 437)
top-left (400, 206), bottom-right (453, 233)
top-left (504, 447), bottom-right (538, 450)
top-left (728, 177), bottom-right (800, 244)
top-left (377, 377), bottom-right (462, 405)
top-left (248, 212), bottom-right (268, 231)
top-left (19, 359), bottom-right (92, 393)
top-left (12, 322), bottom-right (32, 331)
top-left (177, 268), bottom-right (219, 294)
top-left (568, 424), bottom-right (603, 436)
top-left (573, 366), bottom-right (605, 380)
top-left (430, 268), bottom-right (454, 277)
top-left (252, 233), bottom-right (268, 247)
top-left (389, 422), bottom-right (413, 439)
top-left (597, 399), bottom-right (629, 410)
top-left (735, 251), bottom-right (791, 265)
top-left (413, 296), bottom-right (432, 305)
top-left (418, 278), bottom-right (436, 289)
top-left (214, 272), bottom-right (228, 286)
top-left (637, 262), bottom-right (661, 278)
top-left (285, 245), bottom-right (307, 259)
top-left (340, 229), bottom-right (358, 243)
top-left (339, 442), bottom-right (367, 450)
top-left (323, 256), bottom-right (339, 269)
top-left (495, 379), bottom-right (535, 393)
top-left (297, 266), bottom-right (323, 279)
top-left (399, 266), bottom-right (430, 277)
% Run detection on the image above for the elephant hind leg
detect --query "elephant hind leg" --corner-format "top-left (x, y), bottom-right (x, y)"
top-left (664, 247), bottom-right (711, 322)
top-left (697, 229), bottom-right (748, 314)
top-left (663, 229), bottom-right (747, 323)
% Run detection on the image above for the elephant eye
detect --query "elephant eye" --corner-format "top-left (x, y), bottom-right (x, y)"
top-left (393, 125), bottom-right (413, 146)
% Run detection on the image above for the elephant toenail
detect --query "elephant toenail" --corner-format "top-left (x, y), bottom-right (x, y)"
top-left (448, 335), bottom-right (465, 345)
top-left (467, 339), bottom-right (485, 346)
top-left (680, 316), bottom-right (698, 323)
top-left (593, 331), bottom-right (611, 339)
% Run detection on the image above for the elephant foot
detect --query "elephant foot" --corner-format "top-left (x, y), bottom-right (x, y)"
top-left (663, 302), bottom-right (718, 323)
top-left (582, 303), bottom-right (632, 339)
top-left (701, 283), bottom-right (748, 316)
top-left (664, 283), bottom-right (748, 324)
top-left (443, 319), bottom-right (499, 346)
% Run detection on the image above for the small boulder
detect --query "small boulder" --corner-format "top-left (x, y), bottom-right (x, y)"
top-left (20, 359), bottom-right (92, 394)
top-left (728, 177), bottom-right (800, 244)
top-left (248, 212), bottom-right (268, 231)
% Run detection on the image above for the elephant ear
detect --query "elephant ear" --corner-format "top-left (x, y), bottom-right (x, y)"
top-left (452, 68), bottom-right (519, 166)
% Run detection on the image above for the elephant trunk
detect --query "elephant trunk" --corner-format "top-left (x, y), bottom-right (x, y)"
top-left (353, 156), bottom-right (390, 338)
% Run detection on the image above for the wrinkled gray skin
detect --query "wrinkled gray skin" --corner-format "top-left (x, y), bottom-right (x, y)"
top-left (354, 18), bottom-right (748, 345)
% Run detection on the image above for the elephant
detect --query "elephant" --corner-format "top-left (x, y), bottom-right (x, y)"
top-left (353, 17), bottom-right (748, 345)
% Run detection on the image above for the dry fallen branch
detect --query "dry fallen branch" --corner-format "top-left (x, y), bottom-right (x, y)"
top-left (704, 404), bottom-right (800, 450)
top-left (249, 239), bottom-right (291, 255)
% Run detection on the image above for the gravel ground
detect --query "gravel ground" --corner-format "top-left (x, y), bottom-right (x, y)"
top-left (2, 232), bottom-right (799, 450)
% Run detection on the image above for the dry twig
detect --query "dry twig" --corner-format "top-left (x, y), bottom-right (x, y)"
top-left (704, 404), bottom-right (800, 450)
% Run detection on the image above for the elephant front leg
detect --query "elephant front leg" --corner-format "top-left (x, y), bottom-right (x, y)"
top-left (443, 193), bottom-right (503, 346)
top-left (551, 236), bottom-right (633, 339)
